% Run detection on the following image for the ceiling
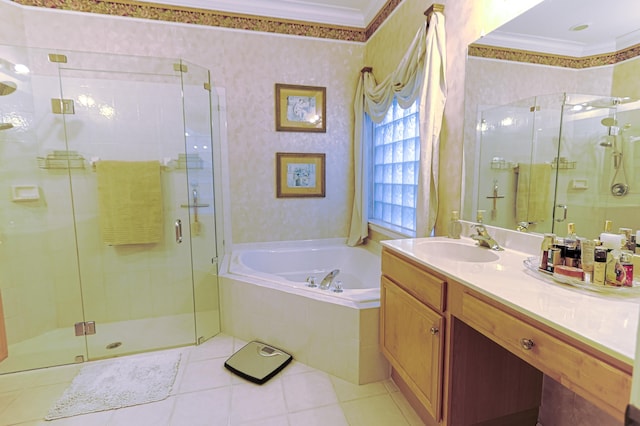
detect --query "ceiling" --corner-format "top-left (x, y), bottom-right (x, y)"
top-left (141, 0), bottom-right (389, 28)
top-left (479, 0), bottom-right (640, 56)
top-left (133, 0), bottom-right (640, 55)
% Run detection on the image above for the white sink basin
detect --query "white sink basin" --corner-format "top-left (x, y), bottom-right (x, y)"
top-left (413, 240), bottom-right (500, 263)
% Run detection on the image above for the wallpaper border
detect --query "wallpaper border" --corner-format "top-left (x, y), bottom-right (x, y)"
top-left (11, 0), bottom-right (404, 42)
top-left (469, 43), bottom-right (640, 69)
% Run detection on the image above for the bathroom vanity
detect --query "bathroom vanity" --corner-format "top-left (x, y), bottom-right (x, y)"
top-left (380, 237), bottom-right (635, 425)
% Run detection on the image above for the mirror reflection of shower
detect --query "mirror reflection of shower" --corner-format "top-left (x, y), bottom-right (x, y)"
top-left (599, 108), bottom-right (631, 197)
top-left (0, 57), bottom-right (26, 130)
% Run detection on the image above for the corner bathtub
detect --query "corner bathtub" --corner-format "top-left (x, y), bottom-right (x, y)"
top-left (219, 238), bottom-right (389, 384)
top-left (226, 239), bottom-right (381, 306)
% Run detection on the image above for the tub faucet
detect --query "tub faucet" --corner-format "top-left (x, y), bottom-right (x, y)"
top-left (320, 269), bottom-right (340, 290)
top-left (470, 223), bottom-right (504, 251)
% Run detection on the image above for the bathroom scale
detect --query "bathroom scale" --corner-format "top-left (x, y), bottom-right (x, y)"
top-left (224, 341), bottom-right (293, 384)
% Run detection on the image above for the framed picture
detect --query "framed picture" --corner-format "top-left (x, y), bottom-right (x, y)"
top-left (276, 152), bottom-right (326, 198)
top-left (275, 84), bottom-right (326, 132)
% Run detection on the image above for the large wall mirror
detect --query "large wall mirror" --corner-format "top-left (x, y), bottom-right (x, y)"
top-left (462, 0), bottom-right (640, 240)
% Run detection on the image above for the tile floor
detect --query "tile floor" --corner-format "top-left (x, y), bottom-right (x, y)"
top-left (0, 334), bottom-right (424, 426)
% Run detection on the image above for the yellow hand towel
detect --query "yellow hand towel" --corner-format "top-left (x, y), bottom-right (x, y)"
top-left (96, 160), bottom-right (163, 245)
top-left (516, 163), bottom-right (551, 224)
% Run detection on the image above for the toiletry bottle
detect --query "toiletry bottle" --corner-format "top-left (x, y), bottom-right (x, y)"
top-left (476, 210), bottom-right (485, 223)
top-left (605, 250), bottom-right (625, 286)
top-left (600, 222), bottom-right (625, 250)
top-left (619, 228), bottom-right (633, 251)
top-left (447, 210), bottom-right (462, 239)
top-left (563, 223), bottom-right (576, 267)
top-left (620, 251), bottom-right (634, 287)
top-left (580, 239), bottom-right (596, 283)
top-left (565, 223), bottom-right (577, 247)
top-left (539, 233), bottom-right (555, 271)
top-left (636, 230), bottom-right (640, 255)
top-left (593, 247), bottom-right (607, 285)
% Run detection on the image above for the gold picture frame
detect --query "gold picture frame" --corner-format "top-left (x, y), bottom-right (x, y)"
top-left (275, 83), bottom-right (326, 132)
top-left (276, 152), bottom-right (326, 198)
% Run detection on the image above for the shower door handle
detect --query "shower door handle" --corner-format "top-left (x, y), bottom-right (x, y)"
top-left (175, 219), bottom-right (183, 243)
top-left (555, 204), bottom-right (567, 223)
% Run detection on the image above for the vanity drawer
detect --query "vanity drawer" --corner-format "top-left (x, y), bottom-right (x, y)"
top-left (381, 249), bottom-right (446, 312)
top-left (459, 290), bottom-right (631, 420)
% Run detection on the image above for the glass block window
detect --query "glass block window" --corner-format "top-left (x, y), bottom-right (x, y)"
top-left (369, 98), bottom-right (420, 235)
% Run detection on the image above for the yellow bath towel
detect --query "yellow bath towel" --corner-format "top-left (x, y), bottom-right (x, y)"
top-left (516, 163), bottom-right (551, 224)
top-left (96, 160), bottom-right (163, 245)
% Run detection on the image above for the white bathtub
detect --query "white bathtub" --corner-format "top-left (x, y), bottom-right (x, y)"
top-left (226, 239), bottom-right (381, 306)
top-left (219, 238), bottom-right (389, 384)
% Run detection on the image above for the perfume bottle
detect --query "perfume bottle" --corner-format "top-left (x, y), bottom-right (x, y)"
top-left (447, 210), bottom-right (462, 239)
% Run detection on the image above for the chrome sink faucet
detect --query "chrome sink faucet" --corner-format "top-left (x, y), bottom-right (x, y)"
top-left (470, 223), bottom-right (504, 251)
top-left (320, 269), bottom-right (340, 290)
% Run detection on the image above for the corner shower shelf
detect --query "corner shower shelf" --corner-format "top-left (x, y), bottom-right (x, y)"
top-left (37, 151), bottom-right (86, 169)
top-left (490, 158), bottom-right (518, 170)
top-left (551, 157), bottom-right (576, 169)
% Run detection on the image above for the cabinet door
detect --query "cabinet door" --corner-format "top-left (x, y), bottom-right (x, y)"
top-left (380, 276), bottom-right (444, 421)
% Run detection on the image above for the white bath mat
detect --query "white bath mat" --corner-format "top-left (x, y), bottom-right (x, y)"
top-left (45, 351), bottom-right (181, 420)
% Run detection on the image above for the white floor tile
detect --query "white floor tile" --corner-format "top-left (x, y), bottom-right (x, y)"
top-left (170, 387), bottom-right (231, 426)
top-left (288, 404), bottom-right (349, 426)
top-left (37, 410), bottom-right (112, 426)
top-left (188, 333), bottom-right (236, 363)
top-left (178, 357), bottom-right (234, 393)
top-left (0, 334), bottom-right (411, 426)
top-left (341, 394), bottom-right (411, 426)
top-left (1, 383), bottom-right (70, 425)
top-left (282, 371), bottom-right (337, 412)
top-left (229, 379), bottom-right (287, 424)
top-left (108, 397), bottom-right (175, 426)
top-left (329, 375), bottom-right (388, 402)
top-left (235, 414), bottom-right (290, 426)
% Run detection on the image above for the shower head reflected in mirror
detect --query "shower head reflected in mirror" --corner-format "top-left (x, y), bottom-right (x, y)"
top-left (0, 81), bottom-right (17, 96)
top-left (0, 123), bottom-right (14, 131)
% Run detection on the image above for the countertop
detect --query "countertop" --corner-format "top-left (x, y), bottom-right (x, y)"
top-left (381, 236), bottom-right (640, 365)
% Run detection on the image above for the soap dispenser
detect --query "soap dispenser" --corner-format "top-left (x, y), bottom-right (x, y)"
top-left (447, 210), bottom-right (462, 239)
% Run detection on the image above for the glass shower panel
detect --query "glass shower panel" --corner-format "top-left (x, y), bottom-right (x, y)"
top-left (0, 45), bottom-right (87, 373)
top-left (527, 93), bottom-right (564, 233)
top-left (476, 96), bottom-right (537, 231)
top-left (57, 52), bottom-right (198, 359)
top-left (179, 60), bottom-right (220, 343)
top-left (554, 95), bottom-right (640, 238)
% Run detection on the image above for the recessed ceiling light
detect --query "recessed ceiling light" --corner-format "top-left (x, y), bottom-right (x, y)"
top-left (569, 23), bottom-right (589, 32)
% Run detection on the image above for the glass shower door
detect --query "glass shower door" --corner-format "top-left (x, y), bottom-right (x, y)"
top-left (0, 45), bottom-right (87, 373)
top-left (57, 52), bottom-right (199, 360)
top-left (180, 60), bottom-right (221, 343)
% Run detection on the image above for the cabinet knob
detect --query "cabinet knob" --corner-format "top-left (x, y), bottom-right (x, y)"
top-left (430, 327), bottom-right (439, 335)
top-left (520, 338), bottom-right (535, 350)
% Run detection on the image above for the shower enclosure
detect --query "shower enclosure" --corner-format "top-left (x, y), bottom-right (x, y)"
top-left (473, 92), bottom-right (640, 238)
top-left (0, 45), bottom-right (223, 374)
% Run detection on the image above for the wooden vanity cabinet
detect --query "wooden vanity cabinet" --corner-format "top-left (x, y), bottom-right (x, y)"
top-left (451, 284), bottom-right (632, 422)
top-left (380, 247), bottom-right (632, 425)
top-left (380, 249), bottom-right (447, 423)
